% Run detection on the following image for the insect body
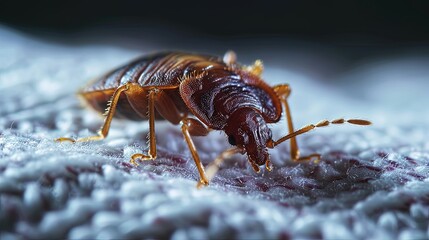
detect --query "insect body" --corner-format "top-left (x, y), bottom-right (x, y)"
top-left (57, 51), bottom-right (370, 187)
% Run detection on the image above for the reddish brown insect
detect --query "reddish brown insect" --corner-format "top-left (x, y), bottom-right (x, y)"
top-left (56, 51), bottom-right (370, 187)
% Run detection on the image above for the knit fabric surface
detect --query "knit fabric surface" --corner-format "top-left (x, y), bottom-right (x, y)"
top-left (1, 27), bottom-right (429, 239)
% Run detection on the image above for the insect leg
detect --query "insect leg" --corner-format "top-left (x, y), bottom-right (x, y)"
top-left (130, 88), bottom-right (158, 165)
top-left (55, 84), bottom-right (131, 143)
top-left (126, 84), bottom-right (180, 165)
top-left (126, 84), bottom-right (182, 165)
top-left (246, 60), bottom-right (264, 76)
top-left (196, 147), bottom-right (244, 189)
top-left (223, 50), bottom-right (237, 65)
top-left (272, 84), bottom-right (301, 160)
top-left (180, 118), bottom-right (211, 187)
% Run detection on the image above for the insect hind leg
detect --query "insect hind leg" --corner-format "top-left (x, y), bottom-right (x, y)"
top-left (55, 84), bottom-right (131, 143)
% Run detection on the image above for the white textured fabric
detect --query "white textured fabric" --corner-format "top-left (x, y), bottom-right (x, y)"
top-left (1, 26), bottom-right (429, 239)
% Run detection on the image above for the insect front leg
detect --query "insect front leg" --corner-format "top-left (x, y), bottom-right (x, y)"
top-left (196, 147), bottom-right (244, 189)
top-left (180, 118), bottom-right (212, 187)
top-left (55, 84), bottom-right (131, 143)
top-left (272, 84), bottom-right (303, 161)
top-left (271, 84), bottom-right (358, 162)
top-left (271, 84), bottom-right (371, 162)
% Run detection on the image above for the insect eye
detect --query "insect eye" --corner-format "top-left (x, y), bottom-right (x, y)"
top-left (228, 135), bottom-right (236, 146)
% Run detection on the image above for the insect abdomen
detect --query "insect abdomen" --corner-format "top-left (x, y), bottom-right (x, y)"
top-left (83, 52), bottom-right (174, 92)
top-left (79, 52), bottom-right (222, 121)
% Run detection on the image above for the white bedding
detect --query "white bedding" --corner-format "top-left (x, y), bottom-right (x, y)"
top-left (1, 26), bottom-right (429, 239)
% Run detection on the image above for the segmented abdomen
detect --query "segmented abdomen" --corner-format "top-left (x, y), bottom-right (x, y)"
top-left (79, 52), bottom-right (224, 121)
top-left (83, 52), bottom-right (218, 92)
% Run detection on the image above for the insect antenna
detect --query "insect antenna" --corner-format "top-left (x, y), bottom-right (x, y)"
top-left (268, 118), bottom-right (371, 148)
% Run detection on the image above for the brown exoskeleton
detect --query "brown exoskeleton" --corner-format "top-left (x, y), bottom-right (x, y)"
top-left (56, 51), bottom-right (371, 187)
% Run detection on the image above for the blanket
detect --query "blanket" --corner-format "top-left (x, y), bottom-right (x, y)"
top-left (1, 26), bottom-right (429, 239)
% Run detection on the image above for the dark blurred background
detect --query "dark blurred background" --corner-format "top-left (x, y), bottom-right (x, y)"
top-left (1, 0), bottom-right (428, 77)
top-left (1, 1), bottom-right (428, 43)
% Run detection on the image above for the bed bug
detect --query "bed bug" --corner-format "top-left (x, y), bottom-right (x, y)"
top-left (56, 51), bottom-right (371, 187)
